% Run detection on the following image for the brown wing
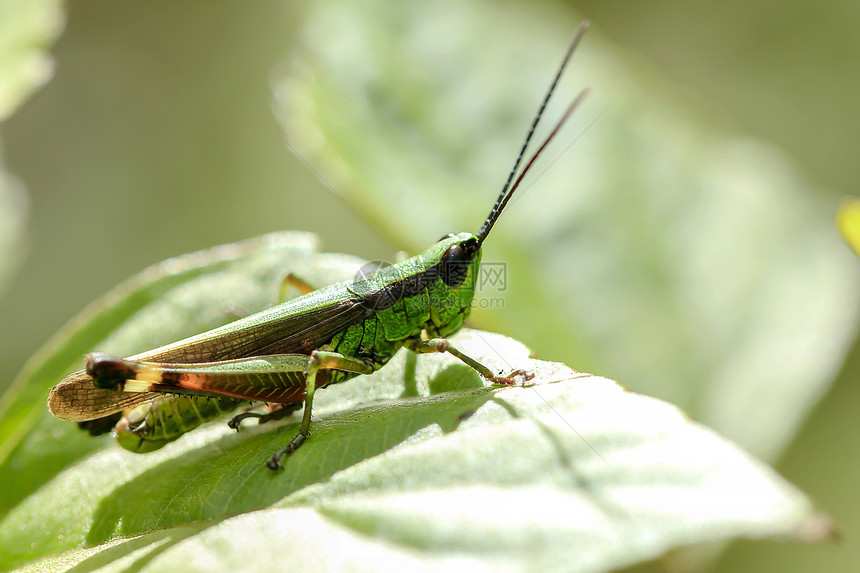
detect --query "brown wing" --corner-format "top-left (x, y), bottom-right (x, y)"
top-left (48, 292), bottom-right (372, 422)
top-left (47, 370), bottom-right (160, 422)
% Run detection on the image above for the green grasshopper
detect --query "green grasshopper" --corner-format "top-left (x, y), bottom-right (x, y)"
top-left (48, 23), bottom-right (591, 470)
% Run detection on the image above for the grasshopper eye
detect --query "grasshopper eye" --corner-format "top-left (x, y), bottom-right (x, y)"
top-left (440, 238), bottom-right (479, 287)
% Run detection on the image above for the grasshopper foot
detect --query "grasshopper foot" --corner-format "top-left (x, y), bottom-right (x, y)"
top-left (489, 369), bottom-right (534, 386)
top-left (227, 411), bottom-right (263, 431)
top-left (229, 403), bottom-right (302, 431)
top-left (266, 431), bottom-right (308, 470)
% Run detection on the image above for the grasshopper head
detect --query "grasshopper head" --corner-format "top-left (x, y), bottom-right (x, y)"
top-left (423, 231), bottom-right (482, 337)
top-left (435, 232), bottom-right (481, 286)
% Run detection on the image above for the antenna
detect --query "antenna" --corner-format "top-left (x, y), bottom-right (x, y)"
top-left (476, 21), bottom-right (590, 245)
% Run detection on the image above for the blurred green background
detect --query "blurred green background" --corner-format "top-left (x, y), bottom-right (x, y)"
top-left (1, 0), bottom-right (858, 571)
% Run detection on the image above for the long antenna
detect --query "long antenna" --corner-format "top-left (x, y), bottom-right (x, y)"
top-left (476, 21), bottom-right (590, 246)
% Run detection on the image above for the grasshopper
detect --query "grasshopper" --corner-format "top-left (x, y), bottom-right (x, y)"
top-left (48, 23), bottom-right (591, 470)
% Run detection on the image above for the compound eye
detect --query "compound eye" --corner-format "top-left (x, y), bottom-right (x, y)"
top-left (440, 239), bottom-right (478, 287)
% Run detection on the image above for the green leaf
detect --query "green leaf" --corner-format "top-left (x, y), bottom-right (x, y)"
top-left (274, 0), bottom-right (860, 463)
top-left (6, 331), bottom-right (831, 572)
top-left (0, 231), bottom-right (365, 518)
top-left (0, 231), bottom-right (831, 571)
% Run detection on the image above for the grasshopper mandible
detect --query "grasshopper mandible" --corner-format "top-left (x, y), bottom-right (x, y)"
top-left (48, 22), bottom-right (591, 470)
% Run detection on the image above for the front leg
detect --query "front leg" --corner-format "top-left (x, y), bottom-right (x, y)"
top-left (404, 337), bottom-right (532, 385)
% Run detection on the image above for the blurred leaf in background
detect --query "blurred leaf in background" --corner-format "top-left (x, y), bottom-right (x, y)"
top-left (0, 0), bottom-right (63, 121)
top-left (0, 0), bottom-right (64, 296)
